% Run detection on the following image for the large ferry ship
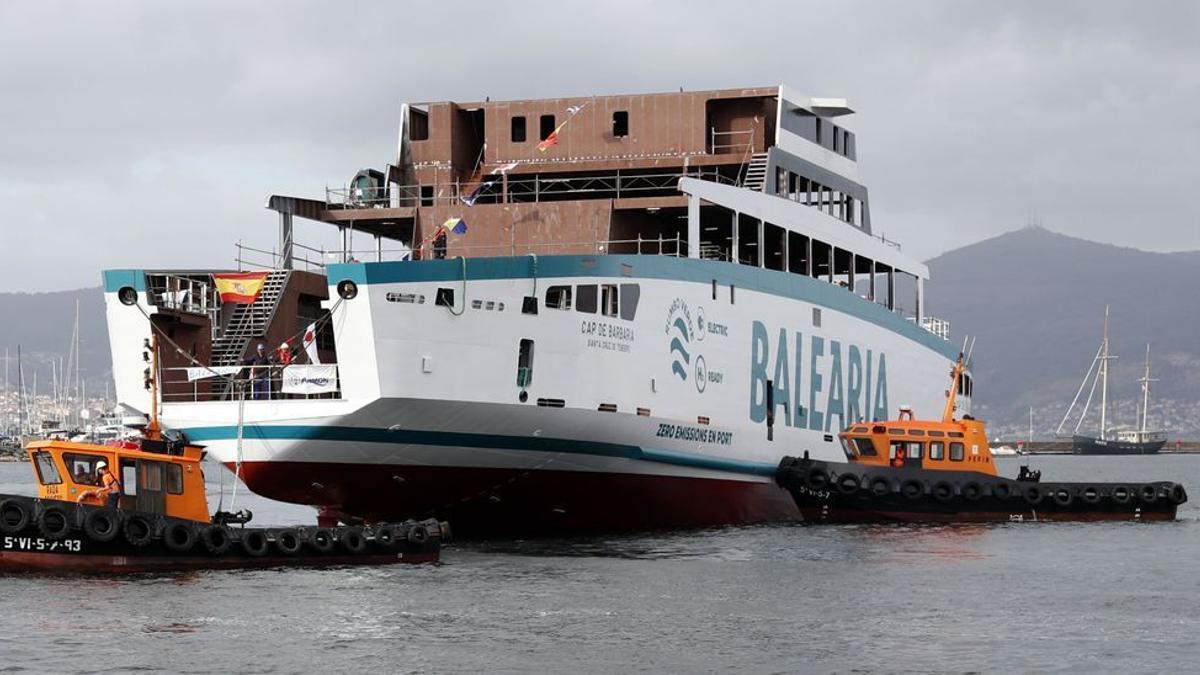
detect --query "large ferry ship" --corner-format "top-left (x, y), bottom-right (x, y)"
top-left (103, 86), bottom-right (969, 535)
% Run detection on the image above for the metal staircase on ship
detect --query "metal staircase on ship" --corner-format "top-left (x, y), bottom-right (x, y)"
top-left (210, 270), bottom-right (290, 368)
top-left (740, 152), bottom-right (769, 191)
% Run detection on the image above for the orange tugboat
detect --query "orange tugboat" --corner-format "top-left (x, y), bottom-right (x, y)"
top-left (0, 337), bottom-right (443, 572)
top-left (775, 352), bottom-right (1187, 523)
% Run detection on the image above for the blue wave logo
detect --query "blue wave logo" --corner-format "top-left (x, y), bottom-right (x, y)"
top-left (668, 316), bottom-right (691, 381)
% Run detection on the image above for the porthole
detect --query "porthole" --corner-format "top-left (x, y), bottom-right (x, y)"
top-left (118, 287), bottom-right (138, 306)
top-left (337, 280), bottom-right (359, 300)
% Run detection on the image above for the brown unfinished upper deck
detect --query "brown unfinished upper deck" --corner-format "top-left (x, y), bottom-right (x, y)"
top-left (268, 85), bottom-right (868, 262)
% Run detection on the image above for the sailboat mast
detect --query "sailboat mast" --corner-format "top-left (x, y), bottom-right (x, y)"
top-left (1098, 307), bottom-right (1110, 440)
top-left (1139, 343), bottom-right (1154, 434)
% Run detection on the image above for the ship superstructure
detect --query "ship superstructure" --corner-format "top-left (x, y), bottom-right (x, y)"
top-left (103, 85), bottom-right (966, 534)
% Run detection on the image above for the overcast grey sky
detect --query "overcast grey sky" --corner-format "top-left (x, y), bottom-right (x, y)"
top-left (1, 1), bottom-right (1196, 292)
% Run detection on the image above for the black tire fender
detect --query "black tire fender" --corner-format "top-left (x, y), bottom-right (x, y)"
top-left (340, 527), bottom-right (367, 554)
top-left (37, 504), bottom-right (74, 541)
top-left (200, 525), bottom-right (233, 555)
top-left (901, 480), bottom-right (924, 500)
top-left (123, 513), bottom-right (157, 547)
top-left (372, 524), bottom-right (397, 550)
top-left (407, 524), bottom-right (430, 545)
top-left (83, 507), bottom-right (121, 543)
top-left (1111, 486), bottom-right (1132, 504)
top-left (241, 530), bottom-right (270, 557)
top-left (307, 527), bottom-right (336, 554)
top-left (0, 498), bottom-right (31, 534)
top-left (1023, 486), bottom-right (1044, 505)
top-left (992, 482), bottom-right (1013, 500)
top-left (806, 468), bottom-right (830, 491)
top-left (1139, 485), bottom-right (1158, 503)
top-left (1052, 488), bottom-right (1073, 507)
top-left (163, 522), bottom-right (197, 553)
top-left (869, 477), bottom-right (892, 497)
top-left (1170, 484), bottom-right (1188, 505)
top-left (1080, 486), bottom-right (1101, 504)
top-left (273, 528), bottom-right (303, 555)
top-left (836, 473), bottom-right (861, 495)
top-left (932, 481), bottom-right (955, 502)
top-left (961, 482), bottom-right (983, 501)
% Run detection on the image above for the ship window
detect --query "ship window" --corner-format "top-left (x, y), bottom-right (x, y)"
top-left (165, 464), bottom-right (184, 495)
top-left (511, 116), bottom-right (527, 143)
top-left (545, 285), bottom-right (572, 310)
top-left (908, 430), bottom-right (926, 436)
top-left (540, 114), bottom-right (556, 140)
top-left (410, 109), bottom-right (429, 141)
top-left (600, 285), bottom-right (618, 317)
top-left (575, 284), bottom-right (598, 313)
top-left (33, 451), bottom-right (62, 485)
top-left (840, 437), bottom-right (855, 459)
top-left (612, 110), bottom-right (628, 137)
top-left (927, 430), bottom-right (945, 437)
top-left (906, 442), bottom-right (923, 459)
top-left (63, 453), bottom-right (106, 486)
top-left (949, 442), bottom-right (965, 461)
top-left (517, 339), bottom-right (534, 387)
top-left (948, 432), bottom-right (965, 438)
top-left (619, 284), bottom-right (640, 320)
top-left (853, 437), bottom-right (878, 457)
top-left (929, 441), bottom-right (945, 460)
top-left (812, 308), bottom-right (821, 327)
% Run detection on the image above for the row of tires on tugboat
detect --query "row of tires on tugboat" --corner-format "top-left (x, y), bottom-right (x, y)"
top-left (0, 496), bottom-right (433, 557)
top-left (779, 459), bottom-right (1188, 509)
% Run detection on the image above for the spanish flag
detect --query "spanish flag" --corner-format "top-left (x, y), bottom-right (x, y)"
top-left (537, 131), bottom-right (559, 153)
top-left (213, 272), bottom-right (268, 304)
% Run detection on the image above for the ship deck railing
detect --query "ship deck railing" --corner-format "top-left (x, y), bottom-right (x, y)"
top-left (325, 169), bottom-right (740, 210)
top-left (324, 235), bottom-right (689, 265)
top-left (158, 364), bottom-right (342, 403)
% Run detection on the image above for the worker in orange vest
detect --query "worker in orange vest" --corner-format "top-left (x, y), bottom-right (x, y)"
top-left (891, 447), bottom-right (905, 469)
top-left (276, 341), bottom-right (293, 366)
top-left (95, 461), bottom-right (122, 509)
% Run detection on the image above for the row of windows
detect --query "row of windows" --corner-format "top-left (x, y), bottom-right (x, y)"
top-left (545, 283), bottom-right (639, 320)
top-left (846, 437), bottom-right (968, 462)
top-left (774, 168), bottom-right (863, 227)
top-left (511, 111), bottom-right (628, 143)
top-left (814, 118), bottom-right (853, 158)
top-left (33, 450), bottom-right (184, 494)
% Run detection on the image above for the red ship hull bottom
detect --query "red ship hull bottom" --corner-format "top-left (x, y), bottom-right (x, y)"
top-left (233, 462), bottom-right (801, 537)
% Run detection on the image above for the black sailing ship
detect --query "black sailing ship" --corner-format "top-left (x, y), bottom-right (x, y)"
top-left (1058, 309), bottom-right (1166, 455)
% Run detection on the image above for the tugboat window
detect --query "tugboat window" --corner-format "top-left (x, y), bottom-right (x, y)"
top-left (949, 442), bottom-right (965, 461)
top-left (906, 442), bottom-right (923, 459)
top-left (32, 451), bottom-right (62, 485)
top-left (165, 464), bottom-right (184, 495)
top-left (929, 441), bottom-right (945, 460)
top-left (63, 453), bottom-right (105, 486)
top-left (853, 437), bottom-right (878, 457)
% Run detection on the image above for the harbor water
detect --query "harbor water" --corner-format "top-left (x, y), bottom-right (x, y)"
top-left (2, 455), bottom-right (1199, 672)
